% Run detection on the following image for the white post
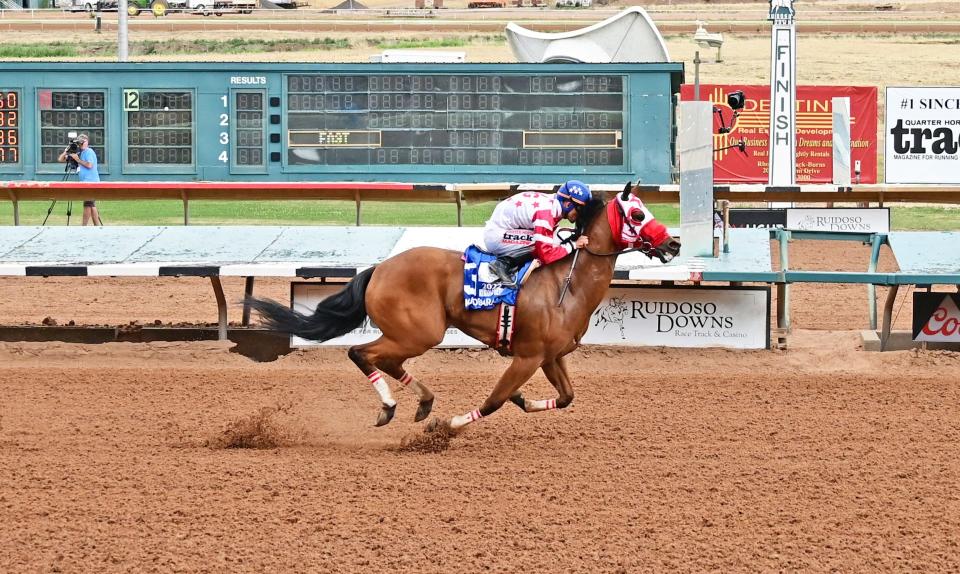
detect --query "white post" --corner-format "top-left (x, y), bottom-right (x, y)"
top-left (832, 96), bottom-right (851, 187)
top-left (679, 101), bottom-right (715, 258)
top-left (767, 0), bottom-right (796, 187)
top-left (118, 0), bottom-right (129, 62)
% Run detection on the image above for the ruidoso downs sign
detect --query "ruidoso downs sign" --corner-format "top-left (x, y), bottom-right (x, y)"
top-left (290, 283), bottom-right (770, 349)
top-left (582, 286), bottom-right (770, 349)
top-left (886, 87), bottom-right (960, 184)
top-left (786, 208), bottom-right (890, 233)
top-left (913, 292), bottom-right (960, 343)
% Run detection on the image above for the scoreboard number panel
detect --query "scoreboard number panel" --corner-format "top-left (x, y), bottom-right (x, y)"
top-left (0, 90), bottom-right (20, 167)
top-left (37, 89), bottom-right (108, 168)
top-left (231, 90), bottom-right (267, 171)
top-left (285, 74), bottom-right (626, 167)
top-left (124, 89), bottom-right (194, 167)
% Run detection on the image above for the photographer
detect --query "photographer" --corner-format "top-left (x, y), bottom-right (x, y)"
top-left (57, 133), bottom-right (102, 226)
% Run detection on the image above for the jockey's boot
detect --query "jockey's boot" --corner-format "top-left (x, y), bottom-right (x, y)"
top-left (490, 247), bottom-right (536, 287)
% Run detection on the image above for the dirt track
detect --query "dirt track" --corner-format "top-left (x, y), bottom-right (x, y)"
top-left (1, 240), bottom-right (959, 571)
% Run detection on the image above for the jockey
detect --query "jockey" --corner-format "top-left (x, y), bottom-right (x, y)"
top-left (483, 180), bottom-right (592, 287)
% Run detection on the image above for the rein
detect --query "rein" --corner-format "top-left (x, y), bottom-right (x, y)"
top-left (581, 245), bottom-right (645, 258)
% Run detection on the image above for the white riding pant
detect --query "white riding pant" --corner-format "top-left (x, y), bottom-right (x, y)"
top-left (483, 227), bottom-right (534, 256)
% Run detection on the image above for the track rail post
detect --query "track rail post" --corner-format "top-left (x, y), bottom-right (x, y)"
top-left (182, 190), bottom-right (190, 225)
top-left (6, 189), bottom-right (18, 225)
top-left (355, 189), bottom-right (362, 226)
top-left (880, 284), bottom-right (899, 352)
top-left (209, 276), bottom-right (229, 341)
top-left (775, 229), bottom-right (791, 348)
top-left (867, 233), bottom-right (883, 330)
top-left (456, 189), bottom-right (463, 227)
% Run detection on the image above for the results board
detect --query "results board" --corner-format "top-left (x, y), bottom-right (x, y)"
top-left (0, 62), bottom-right (683, 183)
top-left (286, 74), bottom-right (625, 167)
top-left (38, 90), bottom-right (107, 167)
top-left (0, 90), bottom-right (19, 165)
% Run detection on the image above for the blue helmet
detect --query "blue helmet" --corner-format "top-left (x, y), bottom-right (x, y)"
top-left (556, 180), bottom-right (591, 216)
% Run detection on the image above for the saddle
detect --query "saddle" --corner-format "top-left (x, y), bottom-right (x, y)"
top-left (461, 245), bottom-right (537, 311)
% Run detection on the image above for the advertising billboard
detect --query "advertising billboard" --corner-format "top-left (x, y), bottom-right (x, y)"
top-left (913, 293), bottom-right (960, 343)
top-left (886, 87), bottom-right (960, 184)
top-left (291, 284), bottom-right (771, 350)
top-left (680, 84), bottom-right (878, 183)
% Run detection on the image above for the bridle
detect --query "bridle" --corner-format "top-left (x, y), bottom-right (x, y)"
top-left (564, 198), bottom-right (658, 258)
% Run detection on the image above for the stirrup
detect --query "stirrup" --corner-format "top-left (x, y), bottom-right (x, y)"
top-left (490, 259), bottom-right (518, 287)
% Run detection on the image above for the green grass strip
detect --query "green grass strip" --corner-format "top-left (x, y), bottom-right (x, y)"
top-left (1, 200), bottom-right (956, 230)
top-left (0, 43), bottom-right (78, 58)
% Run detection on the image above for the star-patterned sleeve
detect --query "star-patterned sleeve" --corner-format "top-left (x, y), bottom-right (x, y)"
top-left (530, 205), bottom-right (573, 265)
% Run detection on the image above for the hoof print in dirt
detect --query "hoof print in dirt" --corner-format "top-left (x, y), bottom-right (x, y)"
top-left (398, 419), bottom-right (454, 454)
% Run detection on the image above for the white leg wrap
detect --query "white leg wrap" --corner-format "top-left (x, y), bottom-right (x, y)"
top-left (399, 372), bottom-right (427, 401)
top-left (524, 398), bottom-right (557, 413)
top-left (450, 409), bottom-right (483, 430)
top-left (367, 371), bottom-right (396, 407)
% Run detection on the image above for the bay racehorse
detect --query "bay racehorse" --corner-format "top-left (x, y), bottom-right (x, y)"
top-left (249, 186), bottom-right (680, 432)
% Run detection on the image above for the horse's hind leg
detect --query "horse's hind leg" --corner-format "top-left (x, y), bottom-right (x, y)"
top-left (443, 356), bottom-right (541, 431)
top-left (348, 336), bottom-right (435, 427)
top-left (509, 355), bottom-right (575, 414)
top-left (377, 359), bottom-right (435, 422)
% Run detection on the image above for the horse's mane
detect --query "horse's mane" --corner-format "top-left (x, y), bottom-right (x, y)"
top-left (574, 197), bottom-right (606, 237)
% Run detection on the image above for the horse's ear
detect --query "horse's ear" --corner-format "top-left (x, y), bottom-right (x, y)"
top-left (620, 180), bottom-right (633, 201)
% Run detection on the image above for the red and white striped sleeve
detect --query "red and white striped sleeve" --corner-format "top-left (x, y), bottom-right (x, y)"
top-left (531, 206), bottom-right (573, 265)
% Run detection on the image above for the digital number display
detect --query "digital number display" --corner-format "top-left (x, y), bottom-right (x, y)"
top-left (125, 90), bottom-right (193, 165)
top-left (38, 90), bottom-right (107, 165)
top-left (234, 91), bottom-right (265, 167)
top-left (0, 90), bottom-right (20, 165)
top-left (286, 74), bottom-right (625, 167)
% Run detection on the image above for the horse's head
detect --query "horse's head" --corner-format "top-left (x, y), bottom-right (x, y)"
top-left (607, 184), bottom-right (681, 263)
top-left (570, 184), bottom-right (680, 262)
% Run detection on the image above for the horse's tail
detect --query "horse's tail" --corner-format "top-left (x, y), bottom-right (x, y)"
top-left (247, 266), bottom-right (376, 342)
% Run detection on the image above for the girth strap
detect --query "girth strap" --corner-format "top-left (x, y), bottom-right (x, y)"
top-left (495, 303), bottom-right (516, 356)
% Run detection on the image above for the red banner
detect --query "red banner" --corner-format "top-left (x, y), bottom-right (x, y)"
top-left (679, 85), bottom-right (878, 184)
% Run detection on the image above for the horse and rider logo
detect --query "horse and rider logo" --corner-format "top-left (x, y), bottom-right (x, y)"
top-left (592, 295), bottom-right (630, 339)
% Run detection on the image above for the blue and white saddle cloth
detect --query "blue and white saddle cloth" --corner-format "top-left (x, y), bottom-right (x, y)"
top-left (462, 245), bottom-right (534, 311)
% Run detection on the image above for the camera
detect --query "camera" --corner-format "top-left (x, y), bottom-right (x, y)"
top-left (64, 132), bottom-right (82, 171)
top-left (727, 90), bottom-right (745, 111)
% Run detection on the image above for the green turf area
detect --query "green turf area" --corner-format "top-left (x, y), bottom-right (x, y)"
top-left (0, 200), bottom-right (679, 227)
top-left (1, 200), bottom-right (956, 230)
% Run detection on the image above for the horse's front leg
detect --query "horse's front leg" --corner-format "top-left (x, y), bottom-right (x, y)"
top-left (441, 356), bottom-right (541, 432)
top-left (510, 354), bottom-right (575, 413)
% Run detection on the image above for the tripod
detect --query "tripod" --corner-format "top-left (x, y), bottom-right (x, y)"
top-left (42, 161), bottom-right (78, 226)
top-left (42, 157), bottom-right (103, 226)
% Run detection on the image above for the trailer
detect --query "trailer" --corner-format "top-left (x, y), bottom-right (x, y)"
top-left (58, 0), bottom-right (116, 11)
top-left (467, 0), bottom-right (504, 7)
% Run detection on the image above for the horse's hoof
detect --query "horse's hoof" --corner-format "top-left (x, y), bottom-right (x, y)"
top-left (414, 397), bottom-right (435, 422)
top-left (509, 393), bottom-right (526, 411)
top-left (375, 403), bottom-right (396, 427)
